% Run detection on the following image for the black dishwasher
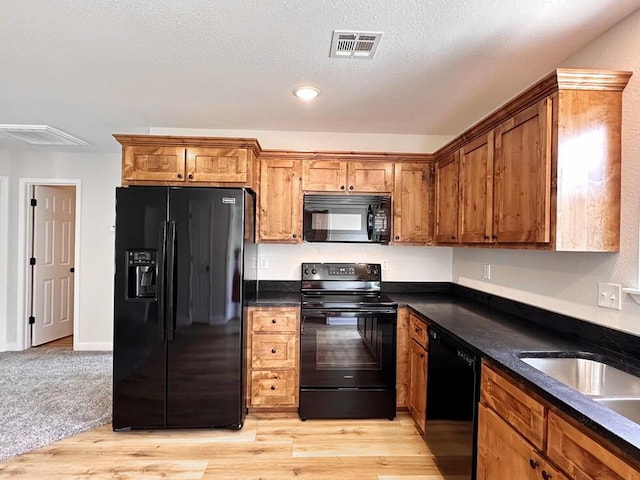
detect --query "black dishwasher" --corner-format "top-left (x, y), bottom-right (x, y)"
top-left (425, 327), bottom-right (480, 480)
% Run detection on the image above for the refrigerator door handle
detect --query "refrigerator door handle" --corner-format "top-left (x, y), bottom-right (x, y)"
top-left (157, 222), bottom-right (168, 341)
top-left (166, 221), bottom-right (177, 341)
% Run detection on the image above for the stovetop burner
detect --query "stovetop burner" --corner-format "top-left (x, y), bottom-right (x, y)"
top-left (300, 263), bottom-right (397, 310)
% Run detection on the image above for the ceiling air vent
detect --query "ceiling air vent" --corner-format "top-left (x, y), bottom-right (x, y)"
top-left (330, 30), bottom-right (383, 59)
top-left (0, 125), bottom-right (88, 146)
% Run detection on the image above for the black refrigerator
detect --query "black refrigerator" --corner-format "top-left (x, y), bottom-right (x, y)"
top-left (112, 186), bottom-right (257, 430)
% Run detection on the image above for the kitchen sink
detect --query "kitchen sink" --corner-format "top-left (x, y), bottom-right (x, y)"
top-left (519, 352), bottom-right (640, 398)
top-left (593, 398), bottom-right (640, 425)
top-left (519, 352), bottom-right (640, 425)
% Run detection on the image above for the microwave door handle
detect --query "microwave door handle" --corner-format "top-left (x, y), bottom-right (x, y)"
top-left (367, 205), bottom-right (374, 240)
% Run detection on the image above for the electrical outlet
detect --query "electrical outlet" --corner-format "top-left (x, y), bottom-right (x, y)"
top-left (483, 264), bottom-right (491, 280)
top-left (259, 256), bottom-right (269, 269)
top-left (598, 283), bottom-right (622, 310)
top-left (382, 259), bottom-right (389, 271)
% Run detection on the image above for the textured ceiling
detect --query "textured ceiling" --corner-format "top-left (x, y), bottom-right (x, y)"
top-left (1, 0), bottom-right (639, 153)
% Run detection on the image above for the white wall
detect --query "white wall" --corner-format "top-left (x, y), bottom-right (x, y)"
top-left (452, 9), bottom-right (640, 336)
top-left (3, 151), bottom-right (120, 350)
top-left (256, 243), bottom-right (452, 282)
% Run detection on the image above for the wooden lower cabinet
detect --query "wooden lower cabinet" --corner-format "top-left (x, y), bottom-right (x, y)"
top-left (479, 362), bottom-right (640, 480)
top-left (407, 313), bottom-right (428, 433)
top-left (547, 411), bottom-right (640, 480)
top-left (247, 307), bottom-right (299, 411)
top-left (477, 404), bottom-right (568, 480)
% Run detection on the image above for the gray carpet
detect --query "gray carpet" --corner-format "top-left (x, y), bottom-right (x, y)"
top-left (0, 348), bottom-right (112, 461)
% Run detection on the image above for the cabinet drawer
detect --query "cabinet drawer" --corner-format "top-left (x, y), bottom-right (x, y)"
top-left (481, 363), bottom-right (546, 450)
top-left (250, 370), bottom-right (297, 407)
top-left (251, 308), bottom-right (298, 333)
top-left (547, 410), bottom-right (640, 480)
top-left (251, 334), bottom-right (297, 369)
top-left (409, 313), bottom-right (427, 349)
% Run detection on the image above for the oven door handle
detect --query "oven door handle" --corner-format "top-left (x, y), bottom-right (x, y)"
top-left (302, 308), bottom-right (398, 316)
top-left (366, 205), bottom-right (374, 240)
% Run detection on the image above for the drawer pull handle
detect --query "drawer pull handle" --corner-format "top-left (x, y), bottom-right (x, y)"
top-left (271, 349), bottom-right (277, 354)
top-left (272, 319), bottom-right (277, 324)
top-left (270, 385), bottom-right (276, 391)
top-left (529, 459), bottom-right (539, 470)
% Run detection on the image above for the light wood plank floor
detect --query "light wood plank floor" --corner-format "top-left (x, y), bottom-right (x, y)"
top-left (0, 413), bottom-right (470, 479)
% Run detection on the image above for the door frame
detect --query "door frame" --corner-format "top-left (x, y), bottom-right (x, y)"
top-left (0, 176), bottom-right (8, 351)
top-left (17, 178), bottom-right (82, 350)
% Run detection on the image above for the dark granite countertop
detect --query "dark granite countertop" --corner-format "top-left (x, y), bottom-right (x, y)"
top-left (246, 290), bottom-right (300, 307)
top-left (388, 292), bottom-right (640, 462)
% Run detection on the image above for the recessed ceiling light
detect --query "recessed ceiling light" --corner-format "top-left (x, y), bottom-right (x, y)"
top-left (293, 86), bottom-right (320, 101)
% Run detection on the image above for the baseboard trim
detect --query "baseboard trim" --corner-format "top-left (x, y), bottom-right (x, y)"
top-left (74, 342), bottom-right (112, 351)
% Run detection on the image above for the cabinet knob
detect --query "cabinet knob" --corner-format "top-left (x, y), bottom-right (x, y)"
top-left (349, 185), bottom-right (354, 190)
top-left (271, 319), bottom-right (277, 324)
top-left (340, 185), bottom-right (345, 190)
top-left (271, 349), bottom-right (277, 354)
top-left (451, 236), bottom-right (456, 240)
top-left (177, 173), bottom-right (183, 179)
top-left (270, 385), bottom-right (276, 391)
top-left (541, 471), bottom-right (552, 480)
top-left (492, 235), bottom-right (497, 241)
top-left (484, 235), bottom-right (490, 241)
top-left (529, 459), bottom-right (539, 470)
top-left (395, 235), bottom-right (400, 240)
top-left (188, 174), bottom-right (194, 179)
top-left (292, 234), bottom-right (297, 239)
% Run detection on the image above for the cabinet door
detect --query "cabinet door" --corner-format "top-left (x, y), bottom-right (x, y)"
top-left (393, 163), bottom-right (432, 244)
top-left (434, 151), bottom-right (460, 243)
top-left (459, 132), bottom-right (494, 243)
top-left (477, 404), bottom-right (568, 480)
top-left (547, 411), bottom-right (640, 480)
top-left (408, 339), bottom-right (427, 433)
top-left (186, 147), bottom-right (248, 183)
top-left (493, 99), bottom-right (552, 243)
top-left (259, 159), bottom-right (302, 242)
top-left (122, 146), bottom-right (186, 182)
top-left (347, 161), bottom-right (394, 192)
top-left (396, 308), bottom-right (410, 409)
top-left (302, 160), bottom-right (347, 191)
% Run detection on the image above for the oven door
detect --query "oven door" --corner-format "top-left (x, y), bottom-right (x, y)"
top-left (300, 309), bottom-right (397, 389)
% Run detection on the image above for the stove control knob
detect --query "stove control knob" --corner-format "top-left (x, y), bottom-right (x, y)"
top-left (311, 268), bottom-right (317, 275)
top-left (304, 268), bottom-right (310, 275)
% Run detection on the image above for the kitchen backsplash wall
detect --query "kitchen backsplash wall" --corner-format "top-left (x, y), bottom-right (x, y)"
top-left (256, 243), bottom-right (453, 281)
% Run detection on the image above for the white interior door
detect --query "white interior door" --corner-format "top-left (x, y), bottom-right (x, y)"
top-left (31, 185), bottom-right (76, 346)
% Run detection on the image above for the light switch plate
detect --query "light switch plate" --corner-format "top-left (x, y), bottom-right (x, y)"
top-left (598, 283), bottom-right (622, 310)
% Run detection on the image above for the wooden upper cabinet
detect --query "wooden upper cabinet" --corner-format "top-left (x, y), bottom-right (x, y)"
top-left (393, 162), bottom-right (433, 244)
top-left (122, 146), bottom-right (186, 182)
top-left (434, 151), bottom-right (459, 243)
top-left (259, 158), bottom-right (302, 243)
top-left (114, 135), bottom-right (261, 188)
top-left (302, 159), bottom-right (393, 192)
top-left (432, 68), bottom-right (631, 251)
top-left (459, 132), bottom-right (494, 243)
top-left (493, 99), bottom-right (552, 244)
top-left (186, 147), bottom-right (248, 183)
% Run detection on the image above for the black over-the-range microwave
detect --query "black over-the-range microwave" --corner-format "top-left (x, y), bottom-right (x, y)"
top-left (303, 194), bottom-right (391, 244)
